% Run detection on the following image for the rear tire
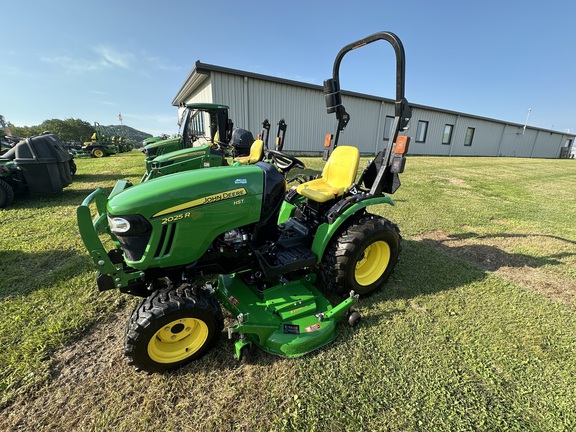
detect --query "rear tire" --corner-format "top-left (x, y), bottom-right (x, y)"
top-left (124, 284), bottom-right (224, 373)
top-left (0, 179), bottom-right (14, 208)
top-left (320, 213), bottom-right (401, 296)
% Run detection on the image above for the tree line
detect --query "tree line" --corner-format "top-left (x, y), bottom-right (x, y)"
top-left (1, 116), bottom-right (152, 146)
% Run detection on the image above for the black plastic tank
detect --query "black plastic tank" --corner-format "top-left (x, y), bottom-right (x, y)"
top-left (4, 134), bottom-right (73, 194)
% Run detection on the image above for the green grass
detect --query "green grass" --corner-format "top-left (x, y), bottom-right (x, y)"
top-left (1, 152), bottom-right (575, 431)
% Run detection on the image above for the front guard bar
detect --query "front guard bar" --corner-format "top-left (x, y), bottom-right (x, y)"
top-left (77, 181), bottom-right (143, 290)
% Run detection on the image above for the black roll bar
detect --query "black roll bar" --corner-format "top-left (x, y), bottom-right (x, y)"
top-left (323, 31), bottom-right (413, 194)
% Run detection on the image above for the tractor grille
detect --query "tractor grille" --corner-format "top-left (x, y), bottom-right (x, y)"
top-left (154, 223), bottom-right (176, 258)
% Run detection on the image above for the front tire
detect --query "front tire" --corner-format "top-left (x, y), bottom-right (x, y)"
top-left (92, 148), bottom-right (105, 158)
top-left (321, 213), bottom-right (401, 296)
top-left (124, 284), bottom-right (224, 373)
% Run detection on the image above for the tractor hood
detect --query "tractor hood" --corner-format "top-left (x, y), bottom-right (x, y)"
top-left (150, 145), bottom-right (211, 166)
top-left (107, 165), bottom-right (265, 269)
top-left (144, 136), bottom-right (181, 151)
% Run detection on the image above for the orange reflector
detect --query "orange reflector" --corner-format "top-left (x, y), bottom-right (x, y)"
top-left (324, 133), bottom-right (333, 147)
top-left (394, 136), bottom-right (410, 154)
top-left (276, 137), bottom-right (280, 145)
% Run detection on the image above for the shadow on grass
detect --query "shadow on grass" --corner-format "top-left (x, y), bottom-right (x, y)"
top-left (419, 231), bottom-right (576, 271)
top-left (72, 173), bottom-right (133, 182)
top-left (0, 249), bottom-right (89, 299)
top-left (3, 189), bottom-right (106, 211)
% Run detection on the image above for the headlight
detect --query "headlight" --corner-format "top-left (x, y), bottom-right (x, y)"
top-left (107, 214), bottom-right (152, 262)
top-left (109, 217), bottom-right (131, 233)
top-left (107, 214), bottom-right (151, 235)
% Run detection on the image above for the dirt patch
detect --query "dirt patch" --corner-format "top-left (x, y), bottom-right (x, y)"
top-left (414, 230), bottom-right (576, 306)
top-left (448, 178), bottom-right (470, 188)
top-left (1, 309), bottom-right (129, 431)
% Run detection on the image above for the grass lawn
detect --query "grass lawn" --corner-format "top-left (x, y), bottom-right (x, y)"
top-left (0, 151), bottom-right (575, 431)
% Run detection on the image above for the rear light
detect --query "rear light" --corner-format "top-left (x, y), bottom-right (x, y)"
top-left (394, 135), bottom-right (410, 154)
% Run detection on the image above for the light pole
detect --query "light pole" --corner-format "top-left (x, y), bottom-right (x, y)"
top-left (522, 108), bottom-right (532, 135)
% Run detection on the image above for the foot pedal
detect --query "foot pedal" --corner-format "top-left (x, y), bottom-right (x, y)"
top-left (285, 188), bottom-right (298, 203)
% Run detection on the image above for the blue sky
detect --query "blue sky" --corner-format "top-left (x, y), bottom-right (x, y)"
top-left (2, 0), bottom-right (575, 137)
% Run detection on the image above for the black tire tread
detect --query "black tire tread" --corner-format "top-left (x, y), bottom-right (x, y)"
top-left (124, 284), bottom-right (224, 372)
top-left (320, 213), bottom-right (401, 295)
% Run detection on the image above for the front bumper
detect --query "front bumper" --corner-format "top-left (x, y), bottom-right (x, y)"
top-left (77, 181), bottom-right (145, 292)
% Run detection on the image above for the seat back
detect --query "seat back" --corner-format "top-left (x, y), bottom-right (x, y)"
top-left (248, 139), bottom-right (264, 163)
top-left (296, 145), bottom-right (359, 202)
top-left (233, 139), bottom-right (264, 165)
top-left (322, 146), bottom-right (359, 189)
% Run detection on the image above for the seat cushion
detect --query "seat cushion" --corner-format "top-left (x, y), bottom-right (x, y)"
top-left (296, 146), bottom-right (359, 202)
top-left (296, 178), bottom-right (344, 202)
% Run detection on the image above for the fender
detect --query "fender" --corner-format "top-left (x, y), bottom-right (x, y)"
top-left (311, 195), bottom-right (395, 261)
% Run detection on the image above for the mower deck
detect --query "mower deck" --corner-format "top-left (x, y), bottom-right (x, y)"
top-left (217, 274), bottom-right (358, 359)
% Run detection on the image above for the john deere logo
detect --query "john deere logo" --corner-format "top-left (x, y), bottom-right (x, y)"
top-left (168, 151), bottom-right (205, 160)
top-left (202, 189), bottom-right (246, 204)
top-left (152, 188), bottom-right (247, 218)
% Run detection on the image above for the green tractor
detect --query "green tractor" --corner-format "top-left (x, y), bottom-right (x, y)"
top-left (82, 122), bottom-right (118, 158)
top-left (141, 103), bottom-right (234, 182)
top-left (77, 31), bottom-right (412, 372)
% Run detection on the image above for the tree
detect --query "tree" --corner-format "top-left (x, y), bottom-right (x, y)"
top-left (38, 118), bottom-right (95, 143)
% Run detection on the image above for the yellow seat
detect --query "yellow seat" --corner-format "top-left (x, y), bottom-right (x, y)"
top-left (234, 139), bottom-right (264, 165)
top-left (296, 146), bottom-right (359, 203)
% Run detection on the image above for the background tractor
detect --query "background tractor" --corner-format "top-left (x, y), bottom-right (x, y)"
top-left (77, 31), bottom-right (412, 373)
top-left (141, 103), bottom-right (285, 182)
top-left (140, 103), bottom-right (233, 181)
top-left (82, 122), bottom-right (118, 158)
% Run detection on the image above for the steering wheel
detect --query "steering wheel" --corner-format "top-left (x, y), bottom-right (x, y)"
top-left (265, 149), bottom-right (305, 173)
top-left (214, 140), bottom-right (230, 151)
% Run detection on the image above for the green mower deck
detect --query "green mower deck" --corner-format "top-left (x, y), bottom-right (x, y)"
top-left (217, 274), bottom-right (358, 359)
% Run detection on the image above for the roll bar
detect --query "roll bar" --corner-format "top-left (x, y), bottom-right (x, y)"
top-left (323, 31), bottom-right (413, 194)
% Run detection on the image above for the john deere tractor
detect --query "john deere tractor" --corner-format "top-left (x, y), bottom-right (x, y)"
top-left (141, 103), bottom-right (234, 181)
top-left (77, 31), bottom-right (412, 373)
top-left (141, 103), bottom-right (282, 182)
top-left (82, 122), bottom-right (118, 158)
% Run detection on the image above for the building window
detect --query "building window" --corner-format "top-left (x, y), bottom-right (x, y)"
top-left (442, 124), bottom-right (454, 145)
top-left (464, 127), bottom-right (475, 146)
top-left (383, 116), bottom-right (394, 140)
top-left (416, 120), bottom-right (429, 143)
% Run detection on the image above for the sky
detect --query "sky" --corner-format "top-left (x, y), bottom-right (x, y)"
top-left (2, 0), bottom-right (575, 137)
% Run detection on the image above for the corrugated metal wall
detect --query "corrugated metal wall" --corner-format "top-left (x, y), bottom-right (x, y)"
top-left (188, 79), bottom-right (213, 103)
top-left (188, 69), bottom-right (571, 159)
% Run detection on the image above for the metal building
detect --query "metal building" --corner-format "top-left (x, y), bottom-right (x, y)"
top-left (172, 61), bottom-right (575, 158)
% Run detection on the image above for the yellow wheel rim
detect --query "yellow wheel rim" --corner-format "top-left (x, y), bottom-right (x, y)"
top-left (148, 318), bottom-right (209, 364)
top-left (94, 149), bottom-right (104, 157)
top-left (355, 240), bottom-right (391, 286)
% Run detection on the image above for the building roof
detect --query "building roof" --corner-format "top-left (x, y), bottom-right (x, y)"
top-left (173, 61), bottom-right (575, 138)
